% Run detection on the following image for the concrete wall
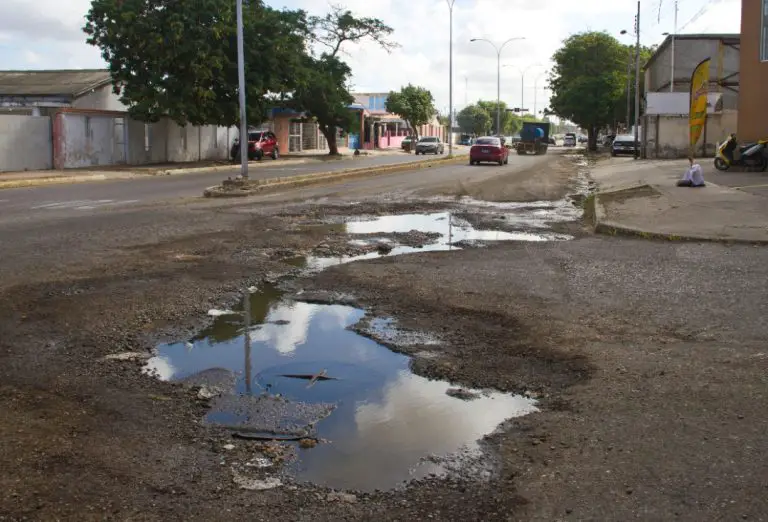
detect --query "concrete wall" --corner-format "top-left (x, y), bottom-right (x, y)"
top-left (0, 115), bottom-right (52, 172)
top-left (58, 113), bottom-right (126, 168)
top-left (72, 85), bottom-right (128, 112)
top-left (738, 0), bottom-right (768, 141)
top-left (644, 110), bottom-right (738, 159)
top-left (645, 37), bottom-right (740, 110)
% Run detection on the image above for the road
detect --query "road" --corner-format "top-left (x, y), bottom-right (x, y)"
top-left (0, 151), bottom-right (460, 223)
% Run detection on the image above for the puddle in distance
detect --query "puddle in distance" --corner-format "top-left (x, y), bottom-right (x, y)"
top-left (145, 286), bottom-right (537, 492)
top-left (302, 211), bottom-right (572, 270)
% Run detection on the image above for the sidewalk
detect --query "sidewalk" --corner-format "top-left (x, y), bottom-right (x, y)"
top-left (591, 157), bottom-right (768, 243)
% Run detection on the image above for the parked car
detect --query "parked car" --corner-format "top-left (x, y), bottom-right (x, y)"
top-left (401, 136), bottom-right (417, 151)
top-left (415, 136), bottom-right (445, 155)
top-left (578, 135), bottom-right (588, 144)
top-left (469, 136), bottom-right (509, 166)
top-left (548, 137), bottom-right (557, 145)
top-left (459, 135), bottom-right (473, 146)
top-left (563, 133), bottom-right (577, 147)
top-left (231, 130), bottom-right (279, 161)
top-left (611, 134), bottom-right (637, 156)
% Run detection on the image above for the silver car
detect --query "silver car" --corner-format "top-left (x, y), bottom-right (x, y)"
top-left (415, 136), bottom-right (445, 155)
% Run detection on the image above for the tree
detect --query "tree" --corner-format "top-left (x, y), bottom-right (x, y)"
top-left (84, 0), bottom-right (308, 127)
top-left (614, 44), bottom-right (656, 129)
top-left (548, 32), bottom-right (627, 150)
top-left (290, 5), bottom-right (397, 154)
top-left (309, 4), bottom-right (397, 57)
top-left (289, 54), bottom-right (357, 156)
top-left (385, 85), bottom-right (436, 139)
top-left (457, 105), bottom-right (491, 136)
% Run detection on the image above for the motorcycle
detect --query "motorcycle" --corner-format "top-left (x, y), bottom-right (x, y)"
top-left (714, 134), bottom-right (768, 172)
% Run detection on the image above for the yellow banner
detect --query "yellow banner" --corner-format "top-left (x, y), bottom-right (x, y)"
top-left (689, 57), bottom-right (710, 153)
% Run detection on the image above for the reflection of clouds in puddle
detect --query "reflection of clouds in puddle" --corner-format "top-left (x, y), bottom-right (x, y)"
top-left (143, 355), bottom-right (177, 380)
top-left (250, 302), bottom-right (316, 355)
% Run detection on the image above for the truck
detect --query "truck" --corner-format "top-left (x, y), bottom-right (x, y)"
top-left (516, 122), bottom-right (550, 155)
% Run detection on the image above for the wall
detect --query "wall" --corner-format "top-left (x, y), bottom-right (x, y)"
top-left (738, 0), bottom-right (768, 141)
top-left (645, 37), bottom-right (740, 110)
top-left (644, 110), bottom-right (738, 158)
top-left (72, 85), bottom-right (128, 112)
top-left (57, 112), bottom-right (125, 168)
top-left (0, 115), bottom-right (52, 172)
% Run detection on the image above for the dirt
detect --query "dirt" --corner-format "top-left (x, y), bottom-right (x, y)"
top-left (2, 152), bottom-right (765, 520)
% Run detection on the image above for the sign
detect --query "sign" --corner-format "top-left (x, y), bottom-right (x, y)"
top-left (645, 92), bottom-right (722, 115)
top-left (689, 57), bottom-right (710, 153)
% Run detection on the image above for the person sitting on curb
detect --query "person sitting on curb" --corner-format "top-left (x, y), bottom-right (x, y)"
top-left (677, 156), bottom-right (706, 187)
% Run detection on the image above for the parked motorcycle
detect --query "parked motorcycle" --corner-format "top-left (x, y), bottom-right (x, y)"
top-left (714, 134), bottom-right (768, 172)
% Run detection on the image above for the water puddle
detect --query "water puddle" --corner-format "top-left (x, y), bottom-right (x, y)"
top-left (301, 211), bottom-right (571, 270)
top-left (145, 286), bottom-right (537, 492)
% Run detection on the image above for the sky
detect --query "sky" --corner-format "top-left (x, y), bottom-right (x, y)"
top-left (0, 0), bottom-right (740, 116)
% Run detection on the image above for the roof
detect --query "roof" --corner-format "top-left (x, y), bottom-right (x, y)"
top-left (644, 33), bottom-right (740, 70)
top-left (0, 69), bottom-right (113, 98)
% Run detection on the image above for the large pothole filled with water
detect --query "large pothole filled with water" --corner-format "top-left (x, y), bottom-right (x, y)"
top-left (142, 189), bottom-right (591, 492)
top-left (145, 284), bottom-right (537, 492)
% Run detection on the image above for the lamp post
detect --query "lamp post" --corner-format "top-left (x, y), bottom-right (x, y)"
top-left (236, 0), bottom-right (248, 178)
top-left (470, 36), bottom-right (526, 135)
top-left (505, 63), bottom-right (543, 116)
top-left (633, 0), bottom-right (641, 160)
top-left (533, 72), bottom-right (547, 117)
top-left (620, 29), bottom-right (632, 132)
top-left (446, 0), bottom-right (456, 156)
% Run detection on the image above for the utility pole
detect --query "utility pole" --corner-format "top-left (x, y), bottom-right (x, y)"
top-left (236, 0), bottom-right (248, 178)
top-left (670, 0), bottom-right (678, 92)
top-left (447, 0), bottom-right (456, 156)
top-left (633, 0), bottom-right (641, 159)
top-left (625, 47), bottom-right (632, 130)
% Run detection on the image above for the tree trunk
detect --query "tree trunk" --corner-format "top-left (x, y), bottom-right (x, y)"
top-left (319, 124), bottom-right (340, 156)
top-left (409, 121), bottom-right (419, 139)
top-left (588, 125), bottom-right (598, 152)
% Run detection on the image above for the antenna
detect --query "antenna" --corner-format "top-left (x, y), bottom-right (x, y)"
top-left (658, 0), bottom-right (663, 23)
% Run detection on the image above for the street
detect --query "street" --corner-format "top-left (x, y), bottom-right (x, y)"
top-left (0, 152), bottom-right (455, 224)
top-left (2, 150), bottom-right (767, 520)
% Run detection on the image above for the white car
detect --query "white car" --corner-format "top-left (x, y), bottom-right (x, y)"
top-left (563, 134), bottom-right (577, 147)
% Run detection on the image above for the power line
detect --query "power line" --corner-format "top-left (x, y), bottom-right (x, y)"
top-left (679, 0), bottom-right (724, 32)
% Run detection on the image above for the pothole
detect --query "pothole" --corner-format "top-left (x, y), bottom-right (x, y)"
top-left (143, 284), bottom-right (537, 492)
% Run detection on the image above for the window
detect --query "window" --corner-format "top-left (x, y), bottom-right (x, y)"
top-left (762, 0), bottom-right (768, 61)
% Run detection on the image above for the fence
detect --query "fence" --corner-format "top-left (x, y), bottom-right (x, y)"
top-left (0, 115), bottom-right (53, 171)
top-left (1, 110), bottom-right (234, 172)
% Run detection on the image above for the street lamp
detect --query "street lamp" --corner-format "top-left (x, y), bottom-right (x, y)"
top-left (533, 71), bottom-right (548, 117)
top-left (236, 0), bottom-right (248, 178)
top-left (619, 29), bottom-right (633, 131)
top-left (662, 1), bottom-right (678, 93)
top-left (470, 36), bottom-right (526, 135)
top-left (446, 0), bottom-right (456, 156)
top-left (504, 63), bottom-right (542, 116)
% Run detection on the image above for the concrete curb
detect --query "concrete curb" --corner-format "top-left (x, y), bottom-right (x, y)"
top-left (0, 174), bottom-right (110, 190)
top-left (593, 191), bottom-right (768, 245)
top-left (203, 155), bottom-right (468, 198)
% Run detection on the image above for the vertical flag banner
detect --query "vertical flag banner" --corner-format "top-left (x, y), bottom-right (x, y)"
top-left (689, 57), bottom-right (710, 154)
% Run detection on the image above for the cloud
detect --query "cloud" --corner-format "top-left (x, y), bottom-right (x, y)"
top-left (0, 0), bottom-right (740, 110)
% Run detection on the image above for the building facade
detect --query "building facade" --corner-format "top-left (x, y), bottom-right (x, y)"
top-left (737, 0), bottom-right (768, 141)
top-left (642, 34), bottom-right (739, 158)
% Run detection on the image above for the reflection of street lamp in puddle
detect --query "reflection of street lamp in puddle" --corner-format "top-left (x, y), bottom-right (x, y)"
top-left (244, 287), bottom-right (252, 395)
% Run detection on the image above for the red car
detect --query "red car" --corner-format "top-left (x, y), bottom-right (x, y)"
top-left (230, 130), bottom-right (280, 161)
top-left (469, 136), bottom-right (509, 166)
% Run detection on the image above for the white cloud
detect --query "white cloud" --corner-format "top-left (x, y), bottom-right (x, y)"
top-left (0, 0), bottom-right (740, 111)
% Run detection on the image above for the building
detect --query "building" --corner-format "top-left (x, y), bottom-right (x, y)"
top-left (352, 93), bottom-right (445, 150)
top-left (642, 34), bottom-right (739, 158)
top-left (0, 69), bottom-right (232, 172)
top-left (737, 0), bottom-right (768, 141)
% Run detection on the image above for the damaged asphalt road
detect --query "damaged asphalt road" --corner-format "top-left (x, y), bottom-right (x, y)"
top-left (1, 151), bottom-right (767, 521)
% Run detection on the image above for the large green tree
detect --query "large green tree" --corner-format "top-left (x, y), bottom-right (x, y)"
top-left (84, 0), bottom-right (308, 127)
top-left (457, 105), bottom-right (492, 136)
top-left (290, 5), bottom-right (396, 155)
top-left (548, 31), bottom-right (626, 150)
top-left (385, 85), bottom-right (436, 139)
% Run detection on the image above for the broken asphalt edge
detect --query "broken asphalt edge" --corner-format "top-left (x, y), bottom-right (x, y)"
top-left (202, 155), bottom-right (469, 198)
top-left (593, 188), bottom-right (768, 245)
